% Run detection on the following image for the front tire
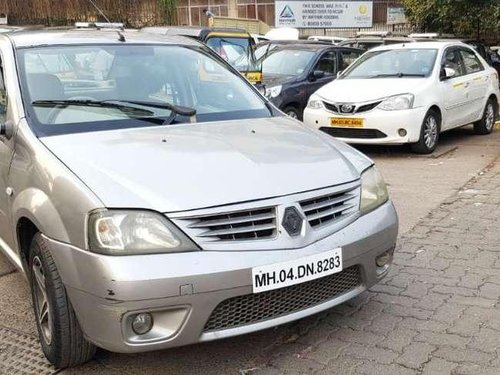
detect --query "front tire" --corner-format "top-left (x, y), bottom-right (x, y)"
top-left (474, 98), bottom-right (497, 135)
top-left (283, 106), bottom-right (302, 121)
top-left (29, 233), bottom-right (96, 368)
top-left (410, 109), bottom-right (440, 154)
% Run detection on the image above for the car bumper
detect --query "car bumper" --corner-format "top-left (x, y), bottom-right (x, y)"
top-left (47, 201), bottom-right (398, 354)
top-left (303, 106), bottom-right (428, 144)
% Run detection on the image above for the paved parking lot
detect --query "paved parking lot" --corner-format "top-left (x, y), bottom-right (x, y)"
top-left (1, 125), bottom-right (500, 374)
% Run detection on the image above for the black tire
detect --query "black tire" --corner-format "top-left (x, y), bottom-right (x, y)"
top-left (29, 233), bottom-right (96, 368)
top-left (410, 109), bottom-right (440, 154)
top-left (282, 106), bottom-right (302, 121)
top-left (473, 98), bottom-right (497, 135)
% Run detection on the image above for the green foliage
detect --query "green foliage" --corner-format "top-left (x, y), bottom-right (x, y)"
top-left (401, 0), bottom-right (500, 39)
top-left (158, 0), bottom-right (178, 25)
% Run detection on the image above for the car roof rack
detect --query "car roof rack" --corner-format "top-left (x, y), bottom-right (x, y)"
top-left (74, 22), bottom-right (124, 30)
top-left (356, 31), bottom-right (391, 37)
top-left (408, 33), bottom-right (439, 39)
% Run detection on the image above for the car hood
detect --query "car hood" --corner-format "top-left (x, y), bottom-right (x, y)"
top-left (316, 78), bottom-right (426, 102)
top-left (40, 117), bottom-right (365, 212)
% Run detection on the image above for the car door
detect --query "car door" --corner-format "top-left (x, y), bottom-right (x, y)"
top-left (0, 52), bottom-right (17, 257)
top-left (305, 50), bottom-right (338, 99)
top-left (459, 47), bottom-right (488, 122)
top-left (439, 47), bottom-right (470, 129)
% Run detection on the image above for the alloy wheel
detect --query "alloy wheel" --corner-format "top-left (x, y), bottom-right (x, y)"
top-left (287, 111), bottom-right (298, 119)
top-left (32, 256), bottom-right (52, 345)
top-left (485, 103), bottom-right (495, 131)
top-left (424, 115), bottom-right (438, 149)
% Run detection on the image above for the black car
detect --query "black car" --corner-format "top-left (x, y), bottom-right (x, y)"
top-left (258, 42), bottom-right (363, 120)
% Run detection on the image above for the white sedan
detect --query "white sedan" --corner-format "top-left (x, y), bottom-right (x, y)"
top-left (303, 41), bottom-right (500, 154)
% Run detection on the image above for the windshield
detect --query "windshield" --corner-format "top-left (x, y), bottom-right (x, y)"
top-left (18, 44), bottom-right (271, 136)
top-left (205, 36), bottom-right (255, 71)
top-left (261, 49), bottom-right (316, 77)
top-left (342, 48), bottom-right (438, 79)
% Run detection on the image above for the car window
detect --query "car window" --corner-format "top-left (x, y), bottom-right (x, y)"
top-left (459, 48), bottom-right (484, 74)
top-left (261, 49), bottom-right (316, 77)
top-left (313, 51), bottom-right (337, 76)
top-left (340, 50), bottom-right (362, 70)
top-left (443, 48), bottom-right (466, 77)
top-left (18, 44), bottom-right (271, 136)
top-left (0, 58), bottom-right (6, 126)
top-left (341, 48), bottom-right (438, 79)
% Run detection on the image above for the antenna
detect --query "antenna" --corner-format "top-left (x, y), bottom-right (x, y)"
top-left (86, 0), bottom-right (126, 42)
top-left (87, 0), bottom-right (111, 23)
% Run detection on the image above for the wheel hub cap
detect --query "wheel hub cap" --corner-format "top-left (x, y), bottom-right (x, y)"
top-left (32, 256), bottom-right (52, 345)
top-left (424, 116), bottom-right (438, 148)
top-left (485, 104), bottom-right (494, 131)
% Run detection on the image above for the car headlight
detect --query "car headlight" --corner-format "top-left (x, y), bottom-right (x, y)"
top-left (378, 94), bottom-right (414, 111)
top-left (360, 166), bottom-right (389, 214)
top-left (88, 209), bottom-right (199, 255)
top-left (307, 95), bottom-right (324, 109)
top-left (265, 85), bottom-right (282, 98)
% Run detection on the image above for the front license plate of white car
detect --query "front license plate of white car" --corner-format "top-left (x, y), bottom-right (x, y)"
top-left (252, 248), bottom-right (342, 293)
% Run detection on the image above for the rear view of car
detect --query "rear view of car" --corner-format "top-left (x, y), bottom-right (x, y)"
top-left (304, 42), bottom-right (500, 154)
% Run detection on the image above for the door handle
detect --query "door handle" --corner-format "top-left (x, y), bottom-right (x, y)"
top-left (463, 82), bottom-right (470, 88)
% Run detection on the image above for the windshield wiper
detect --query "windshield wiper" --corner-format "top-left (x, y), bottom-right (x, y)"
top-left (368, 73), bottom-right (426, 78)
top-left (31, 99), bottom-right (197, 124)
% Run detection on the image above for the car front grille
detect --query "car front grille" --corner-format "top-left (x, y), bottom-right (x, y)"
top-left (323, 100), bottom-right (382, 114)
top-left (320, 127), bottom-right (387, 139)
top-left (299, 187), bottom-right (358, 229)
top-left (203, 266), bottom-right (361, 332)
top-left (185, 207), bottom-right (277, 241)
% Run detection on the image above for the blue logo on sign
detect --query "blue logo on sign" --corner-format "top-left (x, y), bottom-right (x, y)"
top-left (280, 5), bottom-right (295, 19)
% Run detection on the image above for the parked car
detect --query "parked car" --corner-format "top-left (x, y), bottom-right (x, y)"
top-left (258, 42), bottom-right (363, 119)
top-left (0, 27), bottom-right (397, 367)
top-left (304, 41), bottom-right (500, 154)
top-left (141, 26), bottom-right (262, 84)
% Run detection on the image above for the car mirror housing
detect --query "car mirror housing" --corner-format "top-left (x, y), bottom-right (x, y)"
top-left (311, 70), bottom-right (325, 80)
top-left (440, 67), bottom-right (456, 80)
top-left (337, 70), bottom-right (343, 78)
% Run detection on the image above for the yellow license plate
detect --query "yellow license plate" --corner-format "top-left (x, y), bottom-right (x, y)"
top-left (244, 72), bottom-right (263, 84)
top-left (330, 117), bottom-right (364, 128)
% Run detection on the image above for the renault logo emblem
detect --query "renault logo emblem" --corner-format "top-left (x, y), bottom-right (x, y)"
top-left (282, 207), bottom-right (303, 237)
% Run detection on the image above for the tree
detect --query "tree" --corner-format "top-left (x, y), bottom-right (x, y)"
top-left (401, 0), bottom-right (500, 40)
top-left (158, 0), bottom-right (178, 25)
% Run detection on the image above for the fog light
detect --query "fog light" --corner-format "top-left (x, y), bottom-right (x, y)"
top-left (398, 128), bottom-right (407, 137)
top-left (376, 251), bottom-right (393, 267)
top-left (132, 313), bottom-right (153, 335)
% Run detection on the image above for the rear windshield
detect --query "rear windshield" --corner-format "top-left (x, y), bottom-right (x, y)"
top-left (17, 44), bottom-right (271, 136)
top-left (341, 48), bottom-right (438, 79)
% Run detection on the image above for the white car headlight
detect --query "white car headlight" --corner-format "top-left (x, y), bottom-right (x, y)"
top-left (307, 95), bottom-right (324, 109)
top-left (378, 94), bottom-right (414, 111)
top-left (88, 210), bottom-right (199, 255)
top-left (360, 166), bottom-right (389, 214)
top-left (265, 85), bottom-right (282, 98)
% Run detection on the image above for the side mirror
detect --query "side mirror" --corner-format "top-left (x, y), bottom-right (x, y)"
top-left (0, 120), bottom-right (14, 139)
top-left (310, 70), bottom-right (325, 80)
top-left (337, 70), bottom-right (343, 78)
top-left (440, 67), bottom-right (456, 80)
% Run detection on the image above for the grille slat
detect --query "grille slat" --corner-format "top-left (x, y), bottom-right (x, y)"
top-left (320, 127), bottom-right (388, 139)
top-left (204, 266), bottom-right (361, 332)
top-left (198, 223), bottom-right (277, 238)
top-left (188, 212), bottom-right (276, 228)
top-left (301, 193), bottom-right (356, 213)
top-left (184, 207), bottom-right (277, 242)
top-left (305, 203), bottom-right (356, 222)
top-left (300, 188), bottom-right (358, 229)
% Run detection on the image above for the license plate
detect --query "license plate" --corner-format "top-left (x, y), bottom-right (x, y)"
top-left (252, 248), bottom-right (342, 293)
top-left (330, 117), bottom-right (364, 128)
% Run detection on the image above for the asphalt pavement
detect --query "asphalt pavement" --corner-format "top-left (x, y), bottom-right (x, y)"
top-left (1, 124), bottom-right (500, 374)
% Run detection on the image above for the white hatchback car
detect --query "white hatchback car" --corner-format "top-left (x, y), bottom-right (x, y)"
top-left (303, 42), bottom-right (500, 153)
